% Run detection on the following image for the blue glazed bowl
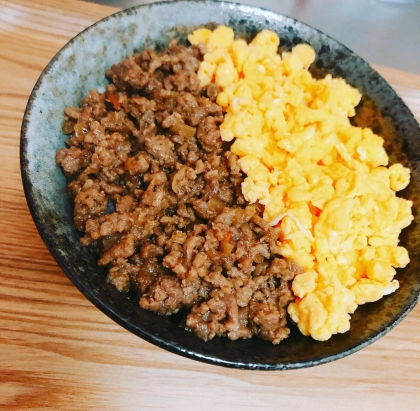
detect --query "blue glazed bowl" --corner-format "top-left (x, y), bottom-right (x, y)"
top-left (20, 0), bottom-right (420, 370)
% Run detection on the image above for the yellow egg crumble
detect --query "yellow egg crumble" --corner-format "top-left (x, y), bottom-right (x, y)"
top-left (188, 26), bottom-right (413, 341)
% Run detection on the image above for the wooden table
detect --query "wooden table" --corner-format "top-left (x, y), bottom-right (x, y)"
top-left (1, 0), bottom-right (420, 409)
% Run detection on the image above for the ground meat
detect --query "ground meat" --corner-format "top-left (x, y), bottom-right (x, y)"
top-left (56, 146), bottom-right (91, 175)
top-left (135, 49), bottom-right (162, 73)
top-left (105, 56), bottom-right (151, 91)
top-left (64, 106), bottom-right (82, 120)
top-left (81, 89), bottom-right (108, 119)
top-left (100, 111), bottom-right (136, 135)
top-left (57, 40), bottom-right (302, 344)
top-left (145, 135), bottom-right (177, 167)
top-left (197, 116), bottom-right (223, 152)
top-left (73, 179), bottom-right (108, 231)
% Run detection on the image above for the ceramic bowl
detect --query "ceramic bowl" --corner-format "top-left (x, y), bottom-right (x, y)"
top-left (20, 0), bottom-right (420, 370)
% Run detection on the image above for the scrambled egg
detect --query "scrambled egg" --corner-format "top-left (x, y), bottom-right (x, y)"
top-left (189, 26), bottom-right (413, 341)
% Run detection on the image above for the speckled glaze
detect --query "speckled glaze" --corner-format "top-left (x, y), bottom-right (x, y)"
top-left (21, 0), bottom-right (420, 370)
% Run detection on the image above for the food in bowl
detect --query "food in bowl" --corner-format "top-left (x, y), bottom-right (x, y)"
top-left (56, 37), bottom-right (304, 344)
top-left (55, 25), bottom-right (413, 345)
top-left (189, 26), bottom-right (413, 341)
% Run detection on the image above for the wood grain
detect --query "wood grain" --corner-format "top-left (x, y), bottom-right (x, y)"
top-left (1, 1), bottom-right (420, 409)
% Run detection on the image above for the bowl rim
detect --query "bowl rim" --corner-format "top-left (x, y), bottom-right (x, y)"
top-left (20, 0), bottom-right (420, 370)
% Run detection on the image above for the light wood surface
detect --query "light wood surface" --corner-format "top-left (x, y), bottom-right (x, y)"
top-left (1, 0), bottom-right (420, 409)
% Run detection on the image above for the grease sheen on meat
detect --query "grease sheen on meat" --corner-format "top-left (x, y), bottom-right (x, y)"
top-left (56, 39), bottom-right (302, 344)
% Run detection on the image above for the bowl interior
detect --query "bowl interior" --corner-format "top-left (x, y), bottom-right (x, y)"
top-left (20, 0), bottom-right (420, 370)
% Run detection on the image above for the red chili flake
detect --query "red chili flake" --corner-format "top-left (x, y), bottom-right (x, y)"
top-left (106, 91), bottom-right (121, 110)
top-left (312, 206), bottom-right (321, 217)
